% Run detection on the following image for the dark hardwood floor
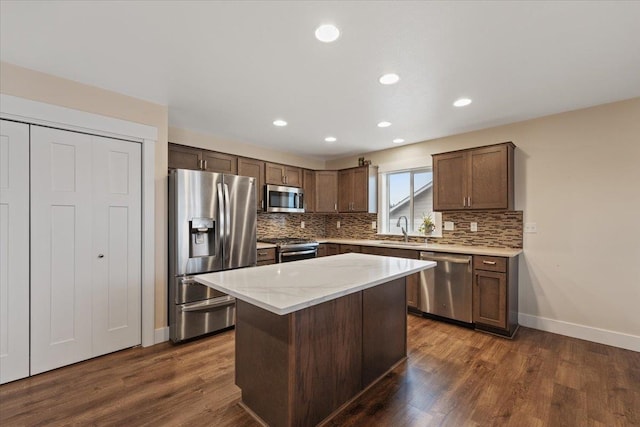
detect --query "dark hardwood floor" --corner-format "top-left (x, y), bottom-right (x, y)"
top-left (1, 315), bottom-right (638, 426)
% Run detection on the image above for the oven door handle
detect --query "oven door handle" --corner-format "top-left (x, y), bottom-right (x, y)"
top-left (181, 296), bottom-right (235, 312)
top-left (280, 249), bottom-right (317, 262)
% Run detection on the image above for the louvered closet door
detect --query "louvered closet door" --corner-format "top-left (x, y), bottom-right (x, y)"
top-left (0, 120), bottom-right (30, 384)
top-left (91, 136), bottom-right (141, 356)
top-left (30, 126), bottom-right (94, 374)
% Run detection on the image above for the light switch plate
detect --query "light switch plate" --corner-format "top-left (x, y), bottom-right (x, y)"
top-left (524, 222), bottom-right (537, 233)
top-left (301, 221), bottom-right (305, 229)
top-left (444, 221), bottom-right (454, 231)
top-left (372, 221), bottom-right (377, 230)
top-left (336, 221), bottom-right (341, 229)
top-left (470, 222), bottom-right (478, 232)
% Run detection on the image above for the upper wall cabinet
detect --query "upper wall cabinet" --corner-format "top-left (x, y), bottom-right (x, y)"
top-left (238, 157), bottom-right (265, 211)
top-left (303, 169), bottom-right (316, 213)
top-left (315, 171), bottom-right (338, 213)
top-left (432, 142), bottom-right (515, 211)
top-left (265, 162), bottom-right (302, 187)
top-left (168, 143), bottom-right (238, 174)
top-left (338, 166), bottom-right (377, 213)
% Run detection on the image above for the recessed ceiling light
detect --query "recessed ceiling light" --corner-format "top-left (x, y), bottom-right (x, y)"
top-left (324, 136), bottom-right (337, 143)
top-left (315, 24), bottom-right (340, 43)
top-left (379, 73), bottom-right (400, 85)
top-left (273, 119), bottom-right (287, 127)
top-left (377, 121), bottom-right (392, 128)
top-left (453, 98), bottom-right (472, 107)
top-left (393, 138), bottom-right (405, 144)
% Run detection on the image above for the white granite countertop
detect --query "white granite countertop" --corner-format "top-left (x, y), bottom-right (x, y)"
top-left (257, 242), bottom-right (277, 249)
top-left (316, 238), bottom-right (522, 257)
top-left (195, 253), bottom-right (436, 315)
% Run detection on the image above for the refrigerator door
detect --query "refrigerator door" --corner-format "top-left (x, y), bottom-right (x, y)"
top-left (222, 174), bottom-right (257, 269)
top-left (169, 169), bottom-right (224, 276)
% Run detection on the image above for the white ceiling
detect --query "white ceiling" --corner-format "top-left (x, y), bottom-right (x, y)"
top-left (2, 1), bottom-right (639, 160)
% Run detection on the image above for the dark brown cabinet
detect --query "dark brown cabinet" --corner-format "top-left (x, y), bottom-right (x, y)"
top-left (265, 162), bottom-right (302, 187)
top-left (256, 248), bottom-right (276, 266)
top-left (324, 243), bottom-right (340, 256)
top-left (473, 255), bottom-right (518, 337)
top-left (168, 143), bottom-right (238, 174)
top-left (339, 244), bottom-right (361, 254)
top-left (338, 166), bottom-right (375, 213)
top-left (238, 157), bottom-right (265, 211)
top-left (433, 142), bottom-right (514, 211)
top-left (315, 171), bottom-right (338, 213)
top-left (303, 169), bottom-right (315, 213)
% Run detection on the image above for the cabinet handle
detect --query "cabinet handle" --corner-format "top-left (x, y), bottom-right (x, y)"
top-left (334, 203), bottom-right (337, 211)
top-left (468, 196), bottom-right (471, 207)
top-left (203, 160), bottom-right (208, 170)
top-left (463, 197), bottom-right (466, 207)
top-left (482, 260), bottom-right (496, 265)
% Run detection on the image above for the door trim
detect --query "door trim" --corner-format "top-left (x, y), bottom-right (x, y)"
top-left (0, 94), bottom-right (157, 348)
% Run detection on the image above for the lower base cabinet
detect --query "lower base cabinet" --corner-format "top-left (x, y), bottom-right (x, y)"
top-left (257, 248), bottom-right (276, 265)
top-left (473, 255), bottom-right (518, 337)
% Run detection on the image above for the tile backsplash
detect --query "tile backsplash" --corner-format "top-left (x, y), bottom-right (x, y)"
top-left (257, 211), bottom-right (522, 248)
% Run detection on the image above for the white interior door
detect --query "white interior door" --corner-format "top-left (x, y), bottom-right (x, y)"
top-left (0, 120), bottom-right (30, 384)
top-left (92, 136), bottom-right (141, 356)
top-left (30, 126), bottom-right (94, 374)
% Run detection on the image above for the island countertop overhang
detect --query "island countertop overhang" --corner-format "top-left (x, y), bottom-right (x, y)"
top-left (194, 253), bottom-right (436, 315)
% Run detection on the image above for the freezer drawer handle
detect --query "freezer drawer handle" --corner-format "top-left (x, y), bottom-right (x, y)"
top-left (181, 297), bottom-right (235, 313)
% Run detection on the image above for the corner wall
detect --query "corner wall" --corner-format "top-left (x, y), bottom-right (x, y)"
top-left (328, 98), bottom-right (640, 350)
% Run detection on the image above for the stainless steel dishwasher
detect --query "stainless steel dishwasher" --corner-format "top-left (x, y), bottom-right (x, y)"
top-left (419, 252), bottom-right (473, 323)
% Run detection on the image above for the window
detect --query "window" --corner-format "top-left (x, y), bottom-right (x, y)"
top-left (380, 167), bottom-right (434, 234)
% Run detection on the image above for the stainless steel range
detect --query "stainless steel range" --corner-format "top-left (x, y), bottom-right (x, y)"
top-left (259, 238), bottom-right (319, 263)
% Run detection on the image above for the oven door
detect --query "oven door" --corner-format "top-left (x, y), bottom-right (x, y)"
top-left (279, 248), bottom-right (317, 263)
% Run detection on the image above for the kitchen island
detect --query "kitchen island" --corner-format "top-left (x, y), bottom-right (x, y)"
top-left (195, 253), bottom-right (436, 427)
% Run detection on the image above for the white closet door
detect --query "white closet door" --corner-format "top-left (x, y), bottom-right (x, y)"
top-left (92, 136), bottom-right (141, 356)
top-left (30, 126), bottom-right (94, 374)
top-left (0, 120), bottom-right (30, 384)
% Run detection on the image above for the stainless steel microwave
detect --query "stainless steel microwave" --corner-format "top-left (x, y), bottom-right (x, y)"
top-left (264, 184), bottom-right (304, 213)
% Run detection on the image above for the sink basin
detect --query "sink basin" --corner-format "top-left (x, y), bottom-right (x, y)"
top-left (378, 241), bottom-right (425, 247)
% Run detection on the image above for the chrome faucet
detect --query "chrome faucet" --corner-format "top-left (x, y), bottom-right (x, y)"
top-left (396, 216), bottom-right (409, 242)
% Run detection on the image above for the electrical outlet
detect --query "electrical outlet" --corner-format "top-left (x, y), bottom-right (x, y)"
top-left (444, 221), bottom-right (454, 231)
top-left (470, 222), bottom-right (478, 232)
top-left (372, 221), bottom-right (377, 230)
top-left (336, 221), bottom-right (341, 229)
top-left (524, 222), bottom-right (537, 233)
top-left (301, 221), bottom-right (305, 229)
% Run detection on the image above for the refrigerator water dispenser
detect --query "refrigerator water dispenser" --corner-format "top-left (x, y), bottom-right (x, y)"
top-left (189, 218), bottom-right (215, 258)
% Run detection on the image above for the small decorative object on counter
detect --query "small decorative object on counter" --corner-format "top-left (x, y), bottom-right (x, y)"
top-left (358, 157), bottom-right (365, 166)
top-left (419, 213), bottom-right (435, 235)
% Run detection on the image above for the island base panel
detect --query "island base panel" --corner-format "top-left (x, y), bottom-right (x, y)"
top-left (235, 277), bottom-right (407, 427)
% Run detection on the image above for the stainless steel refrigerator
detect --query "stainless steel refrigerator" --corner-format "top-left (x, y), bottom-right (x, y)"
top-left (169, 169), bottom-right (257, 342)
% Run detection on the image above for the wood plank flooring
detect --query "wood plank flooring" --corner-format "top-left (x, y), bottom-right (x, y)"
top-left (1, 315), bottom-right (638, 426)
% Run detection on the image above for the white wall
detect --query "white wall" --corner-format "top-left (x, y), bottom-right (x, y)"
top-left (328, 98), bottom-right (640, 351)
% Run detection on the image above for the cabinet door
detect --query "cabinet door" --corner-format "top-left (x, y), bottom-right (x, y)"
top-left (284, 166), bottom-right (302, 187)
top-left (406, 273), bottom-right (419, 308)
top-left (315, 171), bottom-right (338, 213)
top-left (351, 167), bottom-right (369, 212)
top-left (303, 169), bottom-right (315, 212)
top-left (168, 143), bottom-right (202, 170)
top-left (0, 120), bottom-right (30, 384)
top-left (316, 244), bottom-right (327, 257)
top-left (325, 244), bottom-right (340, 256)
top-left (339, 245), bottom-right (361, 254)
top-left (238, 157), bottom-right (265, 211)
top-left (433, 151), bottom-right (467, 211)
top-left (91, 136), bottom-right (142, 357)
top-left (468, 144), bottom-right (508, 209)
top-left (265, 162), bottom-right (285, 185)
top-left (473, 270), bottom-right (507, 330)
top-left (30, 126), bottom-right (94, 374)
top-left (202, 150), bottom-right (237, 174)
top-left (338, 169), bottom-right (353, 212)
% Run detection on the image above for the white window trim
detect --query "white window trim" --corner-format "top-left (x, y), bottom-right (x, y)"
top-left (377, 167), bottom-right (442, 238)
top-left (0, 94), bottom-right (157, 348)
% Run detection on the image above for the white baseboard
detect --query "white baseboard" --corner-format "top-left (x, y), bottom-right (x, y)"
top-left (519, 313), bottom-right (640, 352)
top-left (154, 327), bottom-right (170, 344)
